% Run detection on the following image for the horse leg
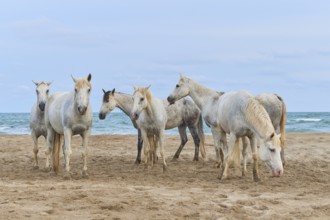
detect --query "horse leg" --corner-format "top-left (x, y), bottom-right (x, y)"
top-left (211, 128), bottom-right (222, 168)
top-left (241, 136), bottom-right (249, 177)
top-left (147, 134), bottom-right (155, 167)
top-left (31, 131), bottom-right (39, 169)
top-left (249, 135), bottom-right (260, 182)
top-left (63, 129), bottom-right (72, 179)
top-left (62, 140), bottom-right (66, 167)
top-left (188, 126), bottom-right (200, 161)
top-left (219, 133), bottom-right (237, 180)
top-left (45, 128), bottom-right (54, 171)
top-left (172, 125), bottom-right (187, 160)
top-left (158, 130), bottom-right (167, 172)
top-left (135, 129), bottom-right (143, 164)
top-left (81, 130), bottom-right (90, 178)
top-left (141, 130), bottom-right (149, 167)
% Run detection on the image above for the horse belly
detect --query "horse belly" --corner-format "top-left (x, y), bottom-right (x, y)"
top-left (72, 124), bottom-right (88, 135)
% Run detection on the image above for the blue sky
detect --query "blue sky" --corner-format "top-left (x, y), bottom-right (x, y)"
top-left (0, 0), bottom-right (329, 112)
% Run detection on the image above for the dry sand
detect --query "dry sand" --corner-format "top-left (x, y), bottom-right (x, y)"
top-left (0, 133), bottom-right (329, 220)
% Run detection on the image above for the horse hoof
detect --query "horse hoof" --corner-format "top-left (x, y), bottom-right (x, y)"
top-left (63, 173), bottom-right (71, 180)
top-left (43, 167), bottom-right (52, 172)
top-left (253, 177), bottom-right (261, 182)
top-left (162, 165), bottom-right (167, 173)
top-left (82, 171), bottom-right (89, 179)
top-left (171, 156), bottom-right (179, 161)
top-left (193, 158), bottom-right (199, 162)
top-left (33, 165), bottom-right (39, 170)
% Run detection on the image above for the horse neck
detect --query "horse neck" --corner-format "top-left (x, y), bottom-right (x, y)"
top-left (115, 93), bottom-right (134, 116)
top-left (245, 98), bottom-right (274, 140)
top-left (144, 94), bottom-right (157, 119)
top-left (188, 80), bottom-right (218, 111)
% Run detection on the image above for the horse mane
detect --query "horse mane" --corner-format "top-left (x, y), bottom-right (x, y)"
top-left (75, 78), bottom-right (92, 90)
top-left (134, 87), bottom-right (153, 102)
top-left (245, 97), bottom-right (274, 139)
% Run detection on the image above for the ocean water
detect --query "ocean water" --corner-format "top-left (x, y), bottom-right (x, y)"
top-left (0, 112), bottom-right (329, 135)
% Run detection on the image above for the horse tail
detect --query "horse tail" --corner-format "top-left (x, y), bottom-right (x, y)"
top-left (276, 94), bottom-right (287, 149)
top-left (52, 132), bottom-right (61, 174)
top-left (197, 114), bottom-right (206, 159)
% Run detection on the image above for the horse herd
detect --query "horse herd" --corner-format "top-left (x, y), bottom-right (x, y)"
top-left (30, 73), bottom-right (286, 181)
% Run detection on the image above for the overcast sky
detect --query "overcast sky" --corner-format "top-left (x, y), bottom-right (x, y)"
top-left (0, 0), bottom-right (329, 112)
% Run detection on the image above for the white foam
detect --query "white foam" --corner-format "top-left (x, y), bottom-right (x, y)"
top-left (295, 118), bottom-right (322, 122)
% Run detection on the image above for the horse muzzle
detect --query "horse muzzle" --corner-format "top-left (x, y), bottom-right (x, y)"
top-left (167, 96), bottom-right (176, 105)
top-left (99, 112), bottom-right (106, 120)
top-left (272, 168), bottom-right (284, 177)
top-left (78, 106), bottom-right (87, 115)
top-left (131, 113), bottom-right (139, 121)
top-left (39, 102), bottom-right (46, 111)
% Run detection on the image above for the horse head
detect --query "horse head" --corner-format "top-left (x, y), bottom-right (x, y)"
top-left (131, 85), bottom-right (151, 121)
top-left (99, 88), bottom-right (116, 120)
top-left (33, 80), bottom-right (52, 111)
top-left (167, 74), bottom-right (190, 105)
top-left (72, 73), bottom-right (92, 115)
top-left (259, 132), bottom-right (284, 177)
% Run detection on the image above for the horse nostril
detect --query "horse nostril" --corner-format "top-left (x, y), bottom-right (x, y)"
top-left (99, 113), bottom-right (105, 120)
top-left (39, 103), bottom-right (45, 111)
top-left (167, 96), bottom-right (174, 104)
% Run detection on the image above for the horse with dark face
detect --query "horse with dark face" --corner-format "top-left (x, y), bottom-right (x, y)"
top-left (99, 89), bottom-right (205, 163)
top-left (30, 81), bottom-right (52, 169)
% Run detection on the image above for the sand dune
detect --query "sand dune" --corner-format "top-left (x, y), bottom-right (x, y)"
top-left (0, 133), bottom-right (329, 219)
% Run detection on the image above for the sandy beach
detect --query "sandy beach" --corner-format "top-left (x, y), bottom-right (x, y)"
top-left (0, 133), bottom-right (329, 219)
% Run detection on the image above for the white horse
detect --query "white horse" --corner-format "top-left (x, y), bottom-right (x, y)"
top-left (168, 75), bottom-right (283, 181)
top-left (30, 81), bottom-right (52, 169)
top-left (131, 86), bottom-right (168, 171)
top-left (255, 93), bottom-right (286, 165)
top-left (45, 74), bottom-right (93, 179)
top-left (99, 89), bottom-right (205, 163)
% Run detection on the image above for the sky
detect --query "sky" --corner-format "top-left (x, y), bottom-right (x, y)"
top-left (0, 0), bottom-right (330, 112)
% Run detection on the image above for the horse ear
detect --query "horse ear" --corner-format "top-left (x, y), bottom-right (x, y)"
top-left (145, 85), bottom-right (151, 90)
top-left (111, 88), bottom-right (115, 94)
top-left (47, 81), bottom-right (53, 86)
top-left (32, 80), bottom-right (38, 86)
top-left (102, 89), bottom-right (106, 94)
top-left (179, 73), bottom-right (184, 79)
top-left (87, 73), bottom-right (92, 82)
top-left (71, 75), bottom-right (77, 83)
top-left (133, 86), bottom-right (137, 92)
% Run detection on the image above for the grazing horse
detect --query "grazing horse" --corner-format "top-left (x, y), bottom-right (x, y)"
top-left (256, 93), bottom-right (287, 166)
top-left (168, 75), bottom-right (283, 181)
top-left (45, 74), bottom-right (93, 179)
top-left (99, 89), bottom-right (205, 163)
top-left (131, 86), bottom-right (167, 171)
top-left (30, 81), bottom-right (52, 169)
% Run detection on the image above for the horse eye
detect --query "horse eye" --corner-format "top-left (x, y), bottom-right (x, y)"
top-left (46, 90), bottom-right (49, 94)
top-left (176, 84), bottom-right (180, 88)
top-left (88, 89), bottom-right (91, 93)
top-left (269, 148), bottom-right (275, 153)
top-left (140, 97), bottom-right (144, 102)
top-left (75, 88), bottom-right (78, 93)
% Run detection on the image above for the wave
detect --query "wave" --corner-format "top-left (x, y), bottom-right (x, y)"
top-left (295, 118), bottom-right (322, 122)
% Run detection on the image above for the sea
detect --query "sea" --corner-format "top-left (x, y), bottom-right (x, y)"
top-left (0, 112), bottom-right (329, 135)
